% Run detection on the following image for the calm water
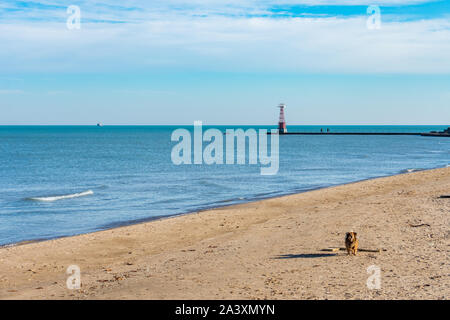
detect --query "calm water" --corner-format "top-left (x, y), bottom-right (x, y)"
top-left (0, 125), bottom-right (449, 246)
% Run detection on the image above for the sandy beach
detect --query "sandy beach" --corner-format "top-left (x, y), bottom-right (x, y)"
top-left (0, 167), bottom-right (448, 300)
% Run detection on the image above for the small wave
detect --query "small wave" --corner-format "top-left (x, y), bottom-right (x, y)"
top-left (195, 179), bottom-right (232, 190)
top-left (215, 197), bottom-right (246, 204)
top-left (400, 168), bottom-right (422, 174)
top-left (27, 190), bottom-right (94, 202)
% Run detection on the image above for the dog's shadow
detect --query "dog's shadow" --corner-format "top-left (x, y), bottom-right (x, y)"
top-left (273, 253), bottom-right (337, 259)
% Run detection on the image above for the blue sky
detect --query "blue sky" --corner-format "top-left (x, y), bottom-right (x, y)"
top-left (1, 0), bottom-right (449, 125)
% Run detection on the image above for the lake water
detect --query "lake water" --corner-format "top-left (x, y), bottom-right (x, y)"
top-left (0, 125), bottom-right (449, 246)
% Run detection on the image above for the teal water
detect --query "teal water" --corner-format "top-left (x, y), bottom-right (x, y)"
top-left (0, 125), bottom-right (449, 246)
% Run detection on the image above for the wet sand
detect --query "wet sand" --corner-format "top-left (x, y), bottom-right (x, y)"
top-left (0, 167), bottom-right (449, 299)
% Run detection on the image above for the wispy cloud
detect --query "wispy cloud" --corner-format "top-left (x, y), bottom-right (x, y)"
top-left (1, 0), bottom-right (445, 23)
top-left (0, 0), bottom-right (449, 74)
top-left (0, 89), bottom-right (25, 94)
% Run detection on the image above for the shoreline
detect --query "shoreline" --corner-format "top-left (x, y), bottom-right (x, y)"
top-left (1, 166), bottom-right (449, 299)
top-left (2, 165), bottom-right (447, 249)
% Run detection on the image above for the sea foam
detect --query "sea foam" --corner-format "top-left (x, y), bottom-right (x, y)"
top-left (28, 190), bottom-right (94, 202)
top-left (400, 168), bottom-right (423, 173)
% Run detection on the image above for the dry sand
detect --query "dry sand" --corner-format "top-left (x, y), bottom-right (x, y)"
top-left (0, 167), bottom-right (449, 300)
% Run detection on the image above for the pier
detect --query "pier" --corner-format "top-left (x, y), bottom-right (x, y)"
top-left (268, 130), bottom-right (450, 137)
top-left (272, 104), bottom-right (449, 137)
top-left (269, 132), bottom-right (424, 136)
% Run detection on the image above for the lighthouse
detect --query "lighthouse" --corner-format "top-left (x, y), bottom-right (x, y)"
top-left (277, 103), bottom-right (287, 134)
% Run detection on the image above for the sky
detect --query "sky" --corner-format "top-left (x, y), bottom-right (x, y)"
top-left (0, 0), bottom-right (449, 125)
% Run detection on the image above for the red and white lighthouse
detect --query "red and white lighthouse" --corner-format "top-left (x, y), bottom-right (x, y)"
top-left (278, 103), bottom-right (287, 134)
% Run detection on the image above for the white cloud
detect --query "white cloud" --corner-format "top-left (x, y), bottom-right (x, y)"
top-left (1, 0), bottom-right (440, 24)
top-left (0, 89), bottom-right (25, 94)
top-left (0, 1), bottom-right (448, 74)
top-left (262, 0), bottom-right (437, 4)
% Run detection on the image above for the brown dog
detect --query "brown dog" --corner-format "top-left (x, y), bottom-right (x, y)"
top-left (345, 232), bottom-right (359, 255)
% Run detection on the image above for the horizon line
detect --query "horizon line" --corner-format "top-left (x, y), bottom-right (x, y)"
top-left (0, 124), bottom-right (448, 127)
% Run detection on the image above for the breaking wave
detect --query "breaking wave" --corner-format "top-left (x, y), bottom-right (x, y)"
top-left (400, 168), bottom-right (423, 173)
top-left (27, 190), bottom-right (94, 202)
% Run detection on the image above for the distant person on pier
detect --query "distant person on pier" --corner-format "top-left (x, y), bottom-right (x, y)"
top-left (327, 128), bottom-right (330, 133)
